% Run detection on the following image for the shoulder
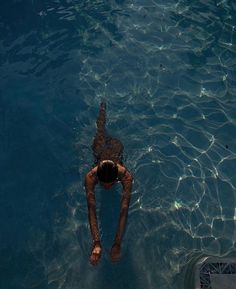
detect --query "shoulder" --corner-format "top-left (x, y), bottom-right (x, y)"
top-left (85, 167), bottom-right (98, 185)
top-left (117, 164), bottom-right (133, 182)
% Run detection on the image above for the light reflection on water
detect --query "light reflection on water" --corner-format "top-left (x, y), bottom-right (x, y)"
top-left (1, 0), bottom-right (236, 289)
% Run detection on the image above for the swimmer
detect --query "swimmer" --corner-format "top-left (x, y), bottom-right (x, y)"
top-left (84, 102), bottom-right (133, 266)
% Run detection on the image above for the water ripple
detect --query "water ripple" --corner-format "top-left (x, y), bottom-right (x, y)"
top-left (1, 0), bottom-right (236, 289)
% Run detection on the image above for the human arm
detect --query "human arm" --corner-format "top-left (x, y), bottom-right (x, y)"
top-left (84, 171), bottom-right (102, 265)
top-left (111, 170), bottom-right (133, 261)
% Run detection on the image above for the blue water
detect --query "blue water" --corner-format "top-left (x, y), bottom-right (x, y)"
top-left (1, 1), bottom-right (236, 289)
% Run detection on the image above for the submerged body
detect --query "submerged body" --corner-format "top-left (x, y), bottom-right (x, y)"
top-left (84, 103), bottom-right (133, 265)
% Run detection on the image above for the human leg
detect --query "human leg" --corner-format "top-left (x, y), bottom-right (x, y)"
top-left (92, 102), bottom-right (107, 164)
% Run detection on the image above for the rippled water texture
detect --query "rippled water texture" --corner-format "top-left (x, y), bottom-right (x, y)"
top-left (1, 1), bottom-right (236, 289)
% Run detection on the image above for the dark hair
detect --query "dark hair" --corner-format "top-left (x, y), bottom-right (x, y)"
top-left (97, 161), bottom-right (118, 183)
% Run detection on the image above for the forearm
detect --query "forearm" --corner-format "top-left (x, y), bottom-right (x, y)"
top-left (86, 188), bottom-right (100, 243)
top-left (114, 206), bottom-right (129, 244)
top-left (113, 192), bottom-right (131, 244)
top-left (88, 202), bottom-right (100, 243)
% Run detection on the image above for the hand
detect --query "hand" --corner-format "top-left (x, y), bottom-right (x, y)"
top-left (90, 243), bottom-right (102, 266)
top-left (110, 243), bottom-right (121, 263)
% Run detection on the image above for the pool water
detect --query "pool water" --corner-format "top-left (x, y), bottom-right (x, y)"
top-left (0, 1), bottom-right (236, 289)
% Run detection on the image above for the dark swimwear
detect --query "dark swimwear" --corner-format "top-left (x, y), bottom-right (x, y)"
top-left (92, 102), bottom-right (124, 166)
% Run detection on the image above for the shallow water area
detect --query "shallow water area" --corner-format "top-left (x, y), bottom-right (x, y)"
top-left (1, 0), bottom-right (236, 289)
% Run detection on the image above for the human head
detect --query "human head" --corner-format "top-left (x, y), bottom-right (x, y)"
top-left (97, 160), bottom-right (118, 183)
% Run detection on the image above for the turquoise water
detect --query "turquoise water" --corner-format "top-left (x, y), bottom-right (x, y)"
top-left (1, 1), bottom-right (236, 289)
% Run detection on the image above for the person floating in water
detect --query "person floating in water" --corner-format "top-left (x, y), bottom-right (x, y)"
top-left (84, 102), bottom-right (133, 265)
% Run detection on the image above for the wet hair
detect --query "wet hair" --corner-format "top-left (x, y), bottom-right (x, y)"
top-left (97, 160), bottom-right (118, 183)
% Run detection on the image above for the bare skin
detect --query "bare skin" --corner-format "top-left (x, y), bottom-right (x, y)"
top-left (90, 244), bottom-right (102, 266)
top-left (110, 243), bottom-right (121, 263)
top-left (85, 162), bottom-right (133, 265)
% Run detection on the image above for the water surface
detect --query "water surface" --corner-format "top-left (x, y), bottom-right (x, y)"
top-left (1, 1), bottom-right (236, 289)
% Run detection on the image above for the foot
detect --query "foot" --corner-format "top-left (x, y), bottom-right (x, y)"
top-left (110, 243), bottom-right (121, 263)
top-left (90, 243), bottom-right (102, 266)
